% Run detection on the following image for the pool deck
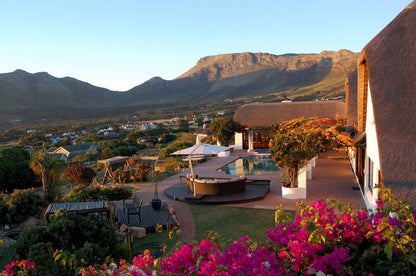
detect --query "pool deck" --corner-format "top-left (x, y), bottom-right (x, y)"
top-left (225, 150), bottom-right (365, 211)
top-left (131, 149), bottom-right (366, 243)
top-left (179, 149), bottom-right (365, 211)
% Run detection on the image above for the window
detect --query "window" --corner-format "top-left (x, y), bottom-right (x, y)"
top-left (367, 157), bottom-right (374, 195)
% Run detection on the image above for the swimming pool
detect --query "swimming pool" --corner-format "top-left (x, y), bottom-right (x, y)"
top-left (217, 155), bottom-right (280, 176)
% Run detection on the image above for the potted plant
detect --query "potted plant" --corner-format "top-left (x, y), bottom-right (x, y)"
top-left (270, 117), bottom-right (352, 198)
top-left (151, 182), bottom-right (162, 210)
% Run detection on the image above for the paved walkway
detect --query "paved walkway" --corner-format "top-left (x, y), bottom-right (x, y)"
top-left (133, 150), bottom-right (366, 243)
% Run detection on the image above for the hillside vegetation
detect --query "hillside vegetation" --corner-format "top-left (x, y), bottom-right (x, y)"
top-left (0, 50), bottom-right (358, 122)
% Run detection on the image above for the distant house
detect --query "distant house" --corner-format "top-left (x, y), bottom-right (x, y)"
top-left (196, 124), bottom-right (212, 140)
top-left (233, 101), bottom-right (346, 150)
top-left (48, 135), bottom-right (66, 145)
top-left (122, 125), bottom-right (137, 131)
top-left (139, 123), bottom-right (157, 131)
top-left (188, 120), bottom-right (200, 129)
top-left (47, 153), bottom-right (68, 163)
top-left (346, 2), bottom-right (416, 208)
top-left (52, 142), bottom-right (103, 160)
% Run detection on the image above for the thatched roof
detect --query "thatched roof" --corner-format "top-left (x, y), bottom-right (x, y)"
top-left (362, 1), bottom-right (416, 203)
top-left (233, 101), bottom-right (346, 128)
top-left (345, 69), bottom-right (358, 127)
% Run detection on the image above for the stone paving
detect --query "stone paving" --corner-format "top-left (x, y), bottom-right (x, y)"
top-left (133, 149), bottom-right (366, 243)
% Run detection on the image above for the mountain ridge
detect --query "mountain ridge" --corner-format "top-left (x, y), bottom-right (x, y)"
top-left (0, 50), bottom-right (359, 122)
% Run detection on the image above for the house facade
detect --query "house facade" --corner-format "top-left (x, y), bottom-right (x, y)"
top-left (346, 1), bottom-right (416, 208)
top-left (52, 142), bottom-right (102, 160)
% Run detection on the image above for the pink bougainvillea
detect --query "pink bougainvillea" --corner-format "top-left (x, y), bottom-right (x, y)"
top-left (4, 192), bottom-right (416, 276)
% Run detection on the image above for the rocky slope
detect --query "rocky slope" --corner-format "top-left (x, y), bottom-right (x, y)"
top-left (0, 50), bottom-right (358, 121)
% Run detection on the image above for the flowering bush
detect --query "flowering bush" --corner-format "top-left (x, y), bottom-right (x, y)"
top-left (2, 260), bottom-right (35, 276)
top-left (270, 117), bottom-right (352, 187)
top-left (4, 190), bottom-right (416, 275)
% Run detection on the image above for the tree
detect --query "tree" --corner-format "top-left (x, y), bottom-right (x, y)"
top-left (4, 188), bottom-right (44, 225)
top-left (210, 117), bottom-right (236, 146)
top-left (18, 132), bottom-right (47, 147)
top-left (100, 147), bottom-right (114, 159)
top-left (270, 117), bottom-right (352, 188)
top-left (158, 141), bottom-right (193, 159)
top-left (113, 145), bottom-right (136, 156)
top-left (131, 160), bottom-right (152, 182)
top-left (30, 147), bottom-right (66, 202)
top-left (176, 119), bottom-right (189, 131)
top-left (63, 164), bottom-right (96, 187)
top-left (0, 147), bottom-right (36, 192)
top-left (160, 133), bottom-right (176, 144)
top-left (201, 135), bottom-right (217, 145)
top-left (112, 168), bottom-right (131, 184)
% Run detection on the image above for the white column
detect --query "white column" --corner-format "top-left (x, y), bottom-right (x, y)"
top-left (298, 166), bottom-right (307, 199)
top-left (248, 129), bottom-right (254, 152)
top-left (311, 157), bottom-right (317, 167)
top-left (307, 162), bottom-right (312, 180)
top-left (234, 132), bottom-right (243, 150)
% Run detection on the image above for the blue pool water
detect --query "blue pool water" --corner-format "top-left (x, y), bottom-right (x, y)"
top-left (217, 155), bottom-right (280, 176)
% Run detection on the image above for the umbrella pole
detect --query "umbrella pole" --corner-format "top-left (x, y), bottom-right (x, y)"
top-left (188, 154), bottom-right (194, 178)
top-left (188, 154), bottom-right (196, 196)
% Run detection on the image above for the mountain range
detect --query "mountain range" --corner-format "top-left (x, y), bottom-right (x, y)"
top-left (0, 50), bottom-right (358, 122)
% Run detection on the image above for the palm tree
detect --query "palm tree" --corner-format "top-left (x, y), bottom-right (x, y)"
top-left (30, 145), bottom-right (65, 202)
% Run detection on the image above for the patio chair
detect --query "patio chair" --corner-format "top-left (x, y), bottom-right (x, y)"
top-left (124, 199), bottom-right (143, 224)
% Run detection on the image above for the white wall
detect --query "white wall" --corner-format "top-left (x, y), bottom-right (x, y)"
top-left (364, 86), bottom-right (381, 210)
top-left (348, 148), bottom-right (357, 175)
top-left (234, 132), bottom-right (243, 150)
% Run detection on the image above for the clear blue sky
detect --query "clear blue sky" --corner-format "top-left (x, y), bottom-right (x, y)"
top-left (0, 0), bottom-right (411, 91)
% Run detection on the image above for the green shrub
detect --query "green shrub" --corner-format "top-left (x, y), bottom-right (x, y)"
top-left (75, 242), bottom-right (108, 267)
top-left (158, 141), bottom-right (193, 159)
top-left (14, 228), bottom-right (54, 259)
top-left (0, 193), bottom-right (8, 225)
top-left (2, 188), bottom-right (44, 225)
top-left (13, 210), bottom-right (128, 274)
top-left (63, 186), bottom-right (132, 202)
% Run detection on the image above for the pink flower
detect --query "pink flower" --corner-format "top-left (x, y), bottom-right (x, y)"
top-left (278, 251), bottom-right (288, 259)
top-left (376, 199), bottom-right (383, 208)
top-left (313, 247), bottom-right (349, 274)
top-left (388, 218), bottom-right (401, 227)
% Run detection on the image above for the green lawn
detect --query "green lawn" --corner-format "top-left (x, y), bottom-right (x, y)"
top-left (132, 205), bottom-right (280, 258)
top-left (189, 205), bottom-right (277, 242)
top-left (132, 228), bottom-right (181, 259)
top-left (0, 246), bottom-right (14, 270)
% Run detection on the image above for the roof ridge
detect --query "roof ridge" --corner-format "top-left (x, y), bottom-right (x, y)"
top-left (405, 0), bottom-right (416, 9)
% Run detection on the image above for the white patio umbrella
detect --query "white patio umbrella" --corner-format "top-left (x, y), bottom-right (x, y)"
top-left (171, 136), bottom-right (231, 196)
top-left (171, 136), bottom-right (230, 156)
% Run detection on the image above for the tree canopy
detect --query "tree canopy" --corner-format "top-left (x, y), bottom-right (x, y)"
top-left (270, 117), bottom-right (352, 187)
top-left (30, 149), bottom-right (66, 202)
top-left (63, 164), bottom-right (96, 187)
top-left (0, 147), bottom-right (36, 193)
top-left (210, 117), bottom-right (236, 146)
